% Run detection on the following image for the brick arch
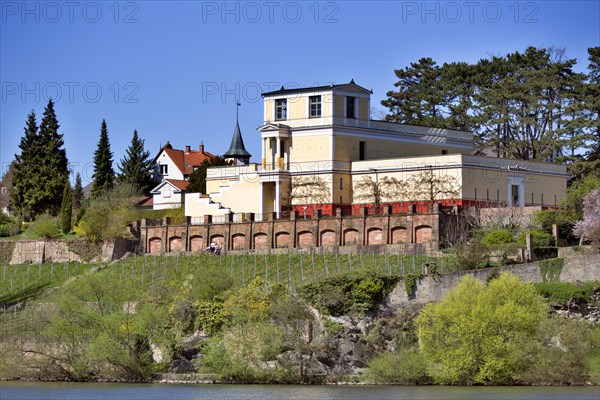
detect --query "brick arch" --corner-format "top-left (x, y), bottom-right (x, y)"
top-left (415, 225), bottom-right (432, 243)
top-left (253, 232), bottom-right (268, 250)
top-left (232, 233), bottom-right (246, 250)
top-left (343, 229), bottom-right (359, 246)
top-left (148, 237), bottom-right (162, 254)
top-left (210, 234), bottom-right (225, 247)
top-left (275, 232), bottom-right (290, 248)
top-left (320, 229), bottom-right (336, 247)
top-left (169, 236), bottom-right (182, 252)
top-left (189, 235), bottom-right (203, 253)
top-left (367, 227), bottom-right (383, 245)
top-left (297, 231), bottom-right (313, 249)
top-left (391, 226), bottom-right (408, 243)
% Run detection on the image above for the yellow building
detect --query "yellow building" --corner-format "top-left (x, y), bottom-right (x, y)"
top-left (185, 81), bottom-right (567, 218)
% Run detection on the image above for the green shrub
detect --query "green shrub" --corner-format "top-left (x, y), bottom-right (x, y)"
top-left (536, 258), bottom-right (564, 283)
top-left (518, 230), bottom-right (555, 247)
top-left (194, 301), bottom-right (228, 336)
top-left (483, 230), bottom-right (514, 245)
top-left (365, 347), bottom-right (430, 384)
top-left (533, 281), bottom-right (599, 303)
top-left (32, 215), bottom-right (61, 239)
top-left (448, 241), bottom-right (489, 271)
top-left (0, 223), bottom-right (20, 237)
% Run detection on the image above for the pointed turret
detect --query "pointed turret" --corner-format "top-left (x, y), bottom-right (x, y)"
top-left (223, 115), bottom-right (251, 165)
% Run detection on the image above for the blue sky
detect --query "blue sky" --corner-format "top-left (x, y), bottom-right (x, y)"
top-left (1, 0), bottom-right (599, 183)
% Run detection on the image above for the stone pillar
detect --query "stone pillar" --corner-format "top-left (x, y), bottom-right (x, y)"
top-left (183, 216), bottom-right (190, 252)
top-left (552, 224), bottom-right (559, 246)
top-left (335, 208), bottom-right (343, 247)
top-left (140, 219), bottom-right (147, 253)
top-left (525, 233), bottom-right (532, 262)
top-left (312, 210), bottom-right (321, 248)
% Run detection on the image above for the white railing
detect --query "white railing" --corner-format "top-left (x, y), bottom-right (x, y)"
top-left (190, 216), bottom-right (204, 225)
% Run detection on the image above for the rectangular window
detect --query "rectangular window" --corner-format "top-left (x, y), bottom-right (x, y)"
top-left (359, 141), bottom-right (366, 160)
top-left (474, 188), bottom-right (478, 199)
top-left (511, 185), bottom-right (519, 206)
top-left (0, 187), bottom-right (6, 195)
top-left (346, 96), bottom-right (356, 118)
top-left (160, 164), bottom-right (168, 175)
top-left (275, 99), bottom-right (287, 120)
top-left (340, 178), bottom-right (343, 190)
top-left (340, 195), bottom-right (343, 204)
top-left (531, 193), bottom-right (534, 204)
top-left (164, 186), bottom-right (171, 198)
top-left (541, 193), bottom-right (544, 205)
top-left (497, 189), bottom-right (500, 201)
top-left (309, 95), bottom-right (321, 118)
top-left (486, 188), bottom-right (489, 200)
top-left (554, 194), bottom-right (557, 206)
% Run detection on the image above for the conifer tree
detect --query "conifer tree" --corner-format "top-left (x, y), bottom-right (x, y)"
top-left (118, 130), bottom-right (155, 195)
top-left (72, 173), bottom-right (84, 210)
top-left (60, 181), bottom-right (72, 234)
top-left (11, 111), bottom-right (41, 219)
top-left (91, 119), bottom-right (115, 197)
top-left (38, 99), bottom-right (69, 215)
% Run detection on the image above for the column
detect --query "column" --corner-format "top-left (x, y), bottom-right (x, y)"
top-left (275, 181), bottom-right (280, 218)
top-left (276, 137), bottom-right (281, 169)
top-left (262, 138), bottom-right (267, 169)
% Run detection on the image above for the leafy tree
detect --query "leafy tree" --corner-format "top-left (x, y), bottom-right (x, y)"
top-left (353, 175), bottom-right (405, 214)
top-left (415, 273), bottom-right (547, 384)
top-left (118, 130), bottom-right (155, 195)
top-left (187, 156), bottom-right (230, 193)
top-left (60, 181), bottom-right (72, 234)
top-left (91, 119), bottom-right (115, 197)
top-left (573, 188), bottom-right (600, 244)
top-left (75, 183), bottom-right (138, 242)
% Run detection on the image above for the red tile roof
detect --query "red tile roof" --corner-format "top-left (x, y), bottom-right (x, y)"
top-left (164, 179), bottom-right (189, 191)
top-left (160, 147), bottom-right (215, 176)
top-left (131, 196), bottom-right (154, 207)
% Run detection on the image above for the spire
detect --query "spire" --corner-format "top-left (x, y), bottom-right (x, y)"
top-left (223, 103), bottom-right (251, 164)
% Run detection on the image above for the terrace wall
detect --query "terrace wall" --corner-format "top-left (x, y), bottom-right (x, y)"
top-left (139, 206), bottom-right (443, 254)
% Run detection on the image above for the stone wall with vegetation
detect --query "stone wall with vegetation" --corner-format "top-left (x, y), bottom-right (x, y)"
top-left (387, 254), bottom-right (600, 307)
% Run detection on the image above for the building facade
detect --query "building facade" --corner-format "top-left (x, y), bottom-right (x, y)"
top-left (185, 81), bottom-right (568, 219)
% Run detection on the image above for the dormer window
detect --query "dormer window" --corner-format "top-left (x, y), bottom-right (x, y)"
top-left (160, 164), bottom-right (168, 175)
top-left (275, 99), bottom-right (287, 120)
top-left (346, 96), bottom-right (356, 118)
top-left (309, 95), bottom-right (321, 118)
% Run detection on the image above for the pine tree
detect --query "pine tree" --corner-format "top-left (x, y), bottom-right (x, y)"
top-left (38, 99), bottom-right (69, 215)
top-left (60, 181), bottom-right (72, 234)
top-left (11, 111), bottom-right (42, 219)
top-left (118, 130), bottom-right (155, 195)
top-left (92, 119), bottom-right (115, 197)
top-left (72, 173), bottom-right (84, 210)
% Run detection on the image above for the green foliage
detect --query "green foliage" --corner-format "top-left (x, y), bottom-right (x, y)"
top-left (415, 273), bottom-right (548, 385)
top-left (536, 258), bottom-right (564, 282)
top-left (0, 214), bottom-right (20, 237)
top-left (517, 316), bottom-right (594, 385)
top-left (195, 301), bottom-right (228, 336)
top-left (65, 238), bottom-right (103, 262)
top-left (92, 119), bottom-right (115, 198)
top-left (518, 230), bottom-right (556, 247)
top-left (483, 230), bottom-right (514, 245)
top-left (533, 281), bottom-right (599, 303)
top-left (31, 214), bottom-right (62, 239)
top-left (11, 101), bottom-right (69, 219)
top-left (323, 319), bottom-right (343, 335)
top-left (403, 273), bottom-right (422, 298)
top-left (72, 173), bottom-right (84, 211)
top-left (118, 130), bottom-right (155, 195)
top-left (448, 241), bottom-right (489, 271)
top-left (187, 156), bottom-right (231, 194)
top-left (365, 347), bottom-right (430, 384)
top-left (75, 183), bottom-right (139, 242)
top-left (60, 181), bottom-right (72, 234)
top-left (299, 272), bottom-right (398, 316)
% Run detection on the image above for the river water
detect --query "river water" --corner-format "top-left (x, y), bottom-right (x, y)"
top-left (1, 382), bottom-right (598, 400)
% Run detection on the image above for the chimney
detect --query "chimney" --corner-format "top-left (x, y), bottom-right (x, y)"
top-left (199, 143), bottom-right (204, 153)
top-left (185, 145), bottom-right (190, 153)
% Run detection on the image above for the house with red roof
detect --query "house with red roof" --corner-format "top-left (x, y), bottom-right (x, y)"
top-left (149, 142), bottom-right (216, 210)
